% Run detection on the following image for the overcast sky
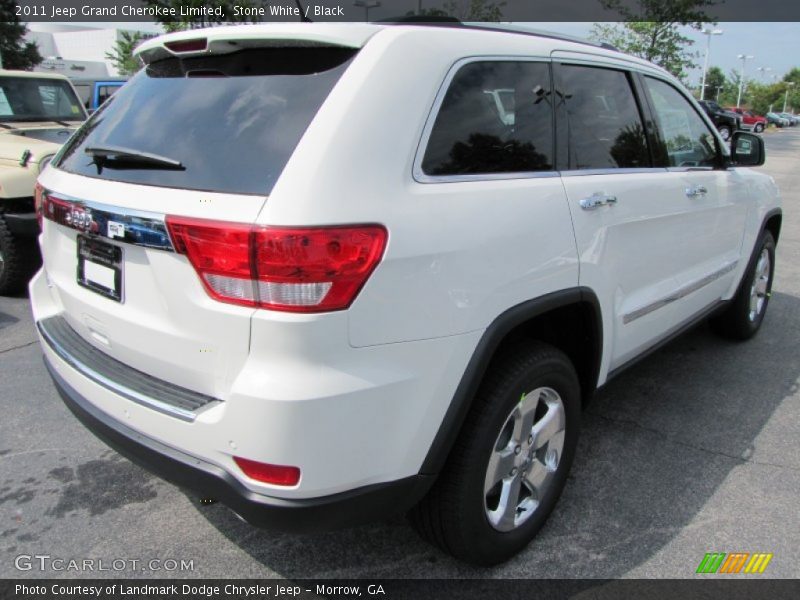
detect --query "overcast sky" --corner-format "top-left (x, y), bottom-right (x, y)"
top-left (74, 20), bottom-right (800, 82)
top-left (534, 22), bottom-right (800, 83)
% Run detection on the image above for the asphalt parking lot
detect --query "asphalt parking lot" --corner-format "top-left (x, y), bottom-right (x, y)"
top-left (2, 129), bottom-right (799, 580)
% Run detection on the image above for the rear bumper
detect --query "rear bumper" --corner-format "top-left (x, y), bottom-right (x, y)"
top-left (46, 357), bottom-right (432, 532)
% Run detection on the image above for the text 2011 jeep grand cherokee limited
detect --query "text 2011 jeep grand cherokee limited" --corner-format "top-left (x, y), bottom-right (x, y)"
top-left (30, 23), bottom-right (781, 565)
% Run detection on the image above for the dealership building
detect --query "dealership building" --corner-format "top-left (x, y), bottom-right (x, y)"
top-left (25, 23), bottom-right (156, 78)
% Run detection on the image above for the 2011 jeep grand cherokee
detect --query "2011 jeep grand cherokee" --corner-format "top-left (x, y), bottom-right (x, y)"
top-left (30, 23), bottom-right (781, 565)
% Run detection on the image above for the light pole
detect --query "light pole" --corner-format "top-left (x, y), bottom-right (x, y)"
top-left (736, 54), bottom-right (754, 108)
top-left (699, 28), bottom-right (723, 101)
top-left (715, 85), bottom-right (724, 102)
top-left (756, 66), bottom-right (772, 81)
top-left (353, 0), bottom-right (380, 21)
top-left (784, 82), bottom-right (796, 113)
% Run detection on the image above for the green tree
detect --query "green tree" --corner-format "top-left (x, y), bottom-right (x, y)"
top-left (782, 67), bottom-right (800, 85)
top-left (720, 68), bottom-right (742, 105)
top-left (105, 31), bottom-right (154, 77)
top-left (414, 0), bottom-right (505, 21)
top-left (779, 68), bottom-right (800, 111)
top-left (0, 0), bottom-right (42, 70)
top-left (704, 65), bottom-right (726, 100)
top-left (144, 0), bottom-right (267, 31)
top-left (590, 0), bottom-right (718, 79)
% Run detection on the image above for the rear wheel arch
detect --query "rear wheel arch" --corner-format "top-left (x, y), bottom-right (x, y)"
top-left (419, 287), bottom-right (602, 476)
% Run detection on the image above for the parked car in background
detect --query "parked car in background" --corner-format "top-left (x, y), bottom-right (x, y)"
top-left (727, 107), bottom-right (767, 133)
top-left (0, 70), bottom-right (87, 294)
top-left (767, 112), bottom-right (791, 127)
top-left (777, 112), bottom-right (798, 126)
top-left (72, 78), bottom-right (127, 113)
top-left (698, 100), bottom-right (741, 140)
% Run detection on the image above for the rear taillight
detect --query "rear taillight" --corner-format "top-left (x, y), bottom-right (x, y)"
top-left (41, 192), bottom-right (99, 234)
top-left (34, 183), bottom-right (44, 230)
top-left (233, 456), bottom-right (300, 487)
top-left (166, 216), bottom-right (387, 313)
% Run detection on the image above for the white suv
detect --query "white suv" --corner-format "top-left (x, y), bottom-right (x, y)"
top-left (30, 23), bottom-right (781, 565)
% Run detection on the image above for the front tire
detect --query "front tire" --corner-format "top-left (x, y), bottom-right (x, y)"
top-left (711, 231), bottom-right (775, 340)
top-left (718, 124), bottom-right (732, 141)
top-left (754, 122), bottom-right (765, 133)
top-left (410, 342), bottom-right (580, 566)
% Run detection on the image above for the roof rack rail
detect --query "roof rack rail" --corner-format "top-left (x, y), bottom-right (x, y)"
top-left (375, 15), bottom-right (462, 25)
top-left (462, 23), bottom-right (620, 51)
top-left (378, 19), bottom-right (619, 52)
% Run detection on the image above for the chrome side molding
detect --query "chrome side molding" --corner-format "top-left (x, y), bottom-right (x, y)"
top-left (623, 261), bottom-right (738, 324)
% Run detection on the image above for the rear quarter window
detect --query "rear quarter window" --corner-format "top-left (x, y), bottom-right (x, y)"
top-left (54, 47), bottom-right (357, 196)
top-left (420, 60), bottom-right (555, 177)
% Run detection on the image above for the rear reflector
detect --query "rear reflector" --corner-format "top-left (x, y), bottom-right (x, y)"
top-left (166, 216), bottom-right (387, 313)
top-left (233, 456), bottom-right (301, 486)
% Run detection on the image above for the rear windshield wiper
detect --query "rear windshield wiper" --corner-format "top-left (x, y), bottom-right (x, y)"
top-left (85, 145), bottom-right (185, 171)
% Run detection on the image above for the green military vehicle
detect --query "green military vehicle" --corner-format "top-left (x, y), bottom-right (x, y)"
top-left (0, 70), bottom-right (87, 294)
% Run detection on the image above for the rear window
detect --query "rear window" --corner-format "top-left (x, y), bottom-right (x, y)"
top-left (55, 47), bottom-right (357, 196)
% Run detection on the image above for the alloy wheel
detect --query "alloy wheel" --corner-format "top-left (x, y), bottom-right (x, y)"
top-left (748, 248), bottom-right (771, 322)
top-left (484, 387), bottom-right (566, 532)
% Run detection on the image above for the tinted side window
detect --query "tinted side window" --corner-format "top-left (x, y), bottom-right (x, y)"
top-left (0, 77), bottom-right (83, 121)
top-left (556, 65), bottom-right (649, 170)
top-left (97, 85), bottom-right (118, 105)
top-left (643, 77), bottom-right (718, 168)
top-left (421, 61), bottom-right (554, 176)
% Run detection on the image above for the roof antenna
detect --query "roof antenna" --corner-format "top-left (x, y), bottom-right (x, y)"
top-left (294, 0), bottom-right (312, 22)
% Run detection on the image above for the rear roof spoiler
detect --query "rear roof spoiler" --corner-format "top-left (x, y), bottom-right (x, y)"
top-left (135, 24), bottom-right (382, 65)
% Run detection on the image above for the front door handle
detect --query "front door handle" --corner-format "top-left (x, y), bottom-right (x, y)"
top-left (685, 185), bottom-right (708, 198)
top-left (580, 193), bottom-right (618, 210)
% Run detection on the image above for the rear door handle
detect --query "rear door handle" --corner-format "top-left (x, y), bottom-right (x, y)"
top-left (580, 193), bottom-right (618, 210)
top-left (685, 185), bottom-right (708, 198)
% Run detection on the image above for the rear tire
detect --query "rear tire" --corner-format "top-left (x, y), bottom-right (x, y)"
top-left (410, 342), bottom-right (580, 566)
top-left (0, 216), bottom-right (39, 296)
top-left (718, 125), bottom-right (732, 141)
top-left (754, 123), bottom-right (765, 133)
top-left (710, 231), bottom-right (775, 340)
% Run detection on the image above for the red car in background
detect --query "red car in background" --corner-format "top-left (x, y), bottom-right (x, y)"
top-left (727, 107), bottom-right (768, 133)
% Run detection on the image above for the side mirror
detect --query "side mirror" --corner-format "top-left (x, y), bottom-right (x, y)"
top-left (731, 131), bottom-right (765, 167)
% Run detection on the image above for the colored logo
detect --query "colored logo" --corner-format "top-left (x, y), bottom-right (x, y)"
top-left (696, 552), bottom-right (773, 574)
